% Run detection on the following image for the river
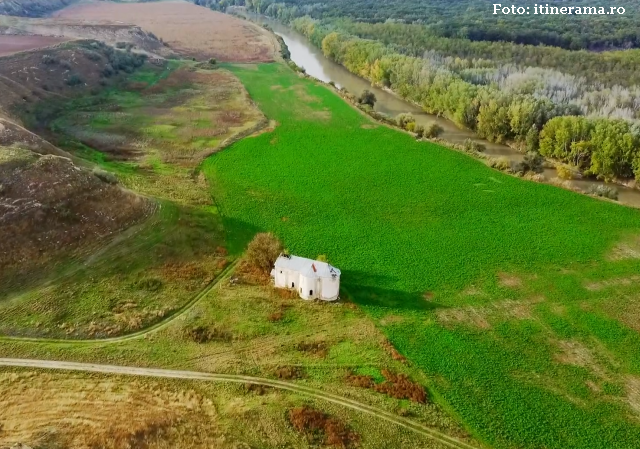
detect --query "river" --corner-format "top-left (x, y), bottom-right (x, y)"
top-left (249, 14), bottom-right (640, 207)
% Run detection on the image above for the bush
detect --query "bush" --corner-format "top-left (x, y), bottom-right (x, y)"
top-left (358, 89), bottom-right (376, 107)
top-left (65, 74), bottom-right (84, 86)
top-left (414, 125), bottom-right (424, 138)
top-left (395, 113), bottom-right (415, 130)
top-left (135, 277), bottom-right (163, 292)
top-left (93, 168), bottom-right (118, 184)
top-left (209, 58), bottom-right (217, 65)
top-left (102, 64), bottom-right (115, 78)
top-left (462, 138), bottom-right (486, 153)
top-left (41, 54), bottom-right (58, 65)
top-left (246, 232), bottom-right (283, 274)
top-left (489, 157), bottom-right (511, 171)
top-left (60, 60), bottom-right (72, 69)
top-left (406, 122), bottom-right (416, 132)
top-left (116, 42), bottom-right (127, 49)
top-left (587, 184), bottom-right (619, 200)
top-left (424, 123), bottom-right (444, 138)
top-left (556, 165), bottom-right (573, 180)
top-left (83, 49), bottom-right (102, 61)
top-left (515, 151), bottom-right (544, 174)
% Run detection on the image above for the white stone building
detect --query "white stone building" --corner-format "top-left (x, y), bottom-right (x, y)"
top-left (271, 254), bottom-right (341, 301)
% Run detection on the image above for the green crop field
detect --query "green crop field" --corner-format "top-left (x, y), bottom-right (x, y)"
top-left (202, 63), bottom-right (640, 449)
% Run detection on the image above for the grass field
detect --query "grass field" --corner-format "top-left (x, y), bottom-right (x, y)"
top-left (200, 63), bottom-right (640, 449)
top-left (0, 268), bottom-right (471, 448)
top-left (0, 364), bottom-right (456, 449)
top-left (0, 62), bottom-right (265, 338)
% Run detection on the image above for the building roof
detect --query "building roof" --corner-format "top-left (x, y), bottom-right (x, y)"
top-left (274, 254), bottom-right (341, 278)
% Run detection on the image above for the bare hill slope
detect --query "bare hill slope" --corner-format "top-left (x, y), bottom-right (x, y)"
top-left (0, 146), bottom-right (152, 282)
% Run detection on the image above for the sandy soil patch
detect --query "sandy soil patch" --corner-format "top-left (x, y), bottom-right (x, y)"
top-left (0, 35), bottom-right (70, 57)
top-left (608, 234), bottom-right (640, 261)
top-left (54, 0), bottom-right (276, 62)
top-left (584, 275), bottom-right (640, 291)
top-left (497, 272), bottom-right (523, 288)
top-left (626, 376), bottom-right (640, 417)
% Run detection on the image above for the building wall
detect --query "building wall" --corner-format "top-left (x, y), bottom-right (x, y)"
top-left (320, 276), bottom-right (340, 300)
top-left (299, 274), bottom-right (319, 300)
top-left (275, 268), bottom-right (300, 289)
top-left (274, 267), bottom-right (340, 301)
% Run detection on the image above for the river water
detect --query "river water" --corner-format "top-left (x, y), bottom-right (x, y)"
top-left (251, 15), bottom-right (640, 207)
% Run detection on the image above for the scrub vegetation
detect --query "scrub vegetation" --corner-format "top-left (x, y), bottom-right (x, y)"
top-left (0, 258), bottom-right (468, 449)
top-left (201, 62), bottom-right (640, 449)
top-left (0, 61), bottom-right (264, 339)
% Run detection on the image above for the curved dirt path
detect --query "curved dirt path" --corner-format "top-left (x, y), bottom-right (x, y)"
top-left (0, 358), bottom-right (480, 449)
top-left (0, 260), bottom-right (239, 345)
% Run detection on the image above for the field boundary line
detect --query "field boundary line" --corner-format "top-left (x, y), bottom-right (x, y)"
top-left (0, 259), bottom-right (239, 345)
top-left (0, 358), bottom-right (482, 449)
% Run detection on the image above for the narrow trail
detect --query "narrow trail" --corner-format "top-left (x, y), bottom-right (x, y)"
top-left (0, 259), bottom-right (239, 345)
top-left (0, 358), bottom-right (481, 449)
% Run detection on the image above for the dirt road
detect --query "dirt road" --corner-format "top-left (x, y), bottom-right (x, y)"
top-left (0, 358), bottom-right (481, 449)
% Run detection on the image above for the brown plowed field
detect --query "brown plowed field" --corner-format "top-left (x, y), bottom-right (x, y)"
top-left (54, 0), bottom-right (277, 62)
top-left (0, 35), bottom-right (70, 57)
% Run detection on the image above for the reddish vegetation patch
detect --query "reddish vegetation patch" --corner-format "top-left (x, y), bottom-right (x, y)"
top-left (234, 259), bottom-right (272, 285)
top-left (267, 304), bottom-right (290, 322)
top-left (54, 1), bottom-right (276, 62)
top-left (245, 382), bottom-right (269, 395)
top-left (288, 406), bottom-right (359, 448)
top-left (296, 341), bottom-right (329, 358)
top-left (185, 325), bottom-right (233, 343)
top-left (267, 309), bottom-right (284, 322)
top-left (275, 366), bottom-right (305, 380)
top-left (382, 339), bottom-right (407, 363)
top-left (0, 35), bottom-right (70, 57)
top-left (347, 370), bottom-right (428, 403)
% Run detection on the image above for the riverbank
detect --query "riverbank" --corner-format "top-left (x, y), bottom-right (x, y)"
top-left (238, 10), bottom-right (640, 208)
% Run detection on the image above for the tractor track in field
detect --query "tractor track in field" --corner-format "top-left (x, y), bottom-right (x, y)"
top-left (0, 259), bottom-right (239, 345)
top-left (0, 358), bottom-right (481, 449)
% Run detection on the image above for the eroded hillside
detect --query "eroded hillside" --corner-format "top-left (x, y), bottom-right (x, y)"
top-left (0, 147), bottom-right (152, 281)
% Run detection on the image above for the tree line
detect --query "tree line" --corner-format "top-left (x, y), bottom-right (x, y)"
top-left (239, 0), bottom-right (640, 51)
top-left (293, 17), bottom-right (640, 181)
top-left (187, 0), bottom-right (640, 181)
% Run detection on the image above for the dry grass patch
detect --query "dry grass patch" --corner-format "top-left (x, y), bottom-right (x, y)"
top-left (0, 35), bottom-right (71, 57)
top-left (584, 275), bottom-right (640, 291)
top-left (54, 1), bottom-right (276, 62)
top-left (498, 272), bottom-right (523, 288)
top-left (0, 370), bottom-right (225, 449)
top-left (626, 376), bottom-right (640, 417)
top-left (608, 234), bottom-right (640, 261)
top-left (553, 340), bottom-right (609, 379)
top-left (436, 297), bottom-right (543, 330)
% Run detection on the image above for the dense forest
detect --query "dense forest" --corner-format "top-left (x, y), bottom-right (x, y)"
top-left (238, 0), bottom-right (640, 51)
top-left (190, 0), bottom-right (640, 181)
top-left (286, 17), bottom-right (640, 182)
